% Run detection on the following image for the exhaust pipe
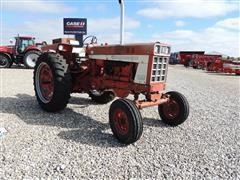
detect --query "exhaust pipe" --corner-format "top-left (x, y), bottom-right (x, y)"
top-left (119, 0), bottom-right (124, 45)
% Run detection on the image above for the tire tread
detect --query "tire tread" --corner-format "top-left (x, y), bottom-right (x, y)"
top-left (34, 52), bottom-right (71, 112)
top-left (109, 98), bottom-right (143, 144)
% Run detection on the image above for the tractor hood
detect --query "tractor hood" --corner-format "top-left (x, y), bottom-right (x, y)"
top-left (0, 45), bottom-right (14, 54)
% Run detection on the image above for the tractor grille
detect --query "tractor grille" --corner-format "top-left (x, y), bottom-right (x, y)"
top-left (151, 56), bottom-right (168, 82)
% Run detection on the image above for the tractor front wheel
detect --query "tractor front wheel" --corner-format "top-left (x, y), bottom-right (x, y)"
top-left (158, 91), bottom-right (189, 126)
top-left (34, 53), bottom-right (71, 112)
top-left (89, 90), bottom-right (115, 104)
top-left (0, 54), bottom-right (12, 68)
top-left (24, 50), bottom-right (41, 68)
top-left (109, 99), bottom-right (143, 144)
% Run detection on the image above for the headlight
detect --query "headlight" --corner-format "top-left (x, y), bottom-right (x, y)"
top-left (154, 45), bottom-right (160, 54)
top-left (161, 46), bottom-right (171, 55)
top-left (58, 45), bottom-right (64, 51)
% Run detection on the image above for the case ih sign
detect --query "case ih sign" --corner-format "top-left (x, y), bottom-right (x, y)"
top-left (63, 18), bottom-right (87, 35)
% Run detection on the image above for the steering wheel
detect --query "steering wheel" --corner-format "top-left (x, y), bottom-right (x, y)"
top-left (83, 36), bottom-right (97, 46)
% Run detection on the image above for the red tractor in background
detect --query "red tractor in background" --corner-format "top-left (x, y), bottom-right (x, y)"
top-left (33, 0), bottom-right (190, 144)
top-left (0, 36), bottom-right (44, 68)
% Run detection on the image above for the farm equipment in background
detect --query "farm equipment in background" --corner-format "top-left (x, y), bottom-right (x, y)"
top-left (0, 36), bottom-right (44, 68)
top-left (191, 54), bottom-right (222, 69)
top-left (206, 59), bottom-right (240, 75)
top-left (186, 52), bottom-right (240, 75)
top-left (33, 0), bottom-right (189, 144)
top-left (180, 52), bottom-right (240, 75)
top-left (177, 51), bottom-right (205, 67)
top-left (169, 52), bottom-right (180, 64)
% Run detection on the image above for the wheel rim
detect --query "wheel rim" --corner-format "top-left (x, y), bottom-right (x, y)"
top-left (0, 57), bottom-right (7, 67)
top-left (90, 90), bottom-right (103, 96)
top-left (26, 53), bottom-right (39, 68)
top-left (35, 62), bottom-right (54, 103)
top-left (162, 99), bottom-right (180, 119)
top-left (113, 108), bottom-right (129, 135)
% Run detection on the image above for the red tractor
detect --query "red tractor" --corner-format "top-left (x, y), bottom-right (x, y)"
top-left (0, 36), bottom-right (44, 68)
top-left (33, 0), bottom-right (189, 144)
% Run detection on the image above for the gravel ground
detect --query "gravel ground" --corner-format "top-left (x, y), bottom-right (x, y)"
top-left (0, 65), bottom-right (239, 179)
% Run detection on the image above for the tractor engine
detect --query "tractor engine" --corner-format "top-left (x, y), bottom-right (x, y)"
top-left (76, 42), bottom-right (171, 99)
top-left (104, 61), bottom-right (133, 81)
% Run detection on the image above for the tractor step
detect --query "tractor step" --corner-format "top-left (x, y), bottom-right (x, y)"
top-left (15, 54), bottom-right (24, 64)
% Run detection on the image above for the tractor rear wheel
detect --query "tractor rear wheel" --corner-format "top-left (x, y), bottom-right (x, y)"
top-left (109, 99), bottom-right (143, 144)
top-left (158, 91), bottom-right (189, 126)
top-left (89, 90), bottom-right (115, 104)
top-left (24, 50), bottom-right (41, 68)
top-left (0, 54), bottom-right (12, 68)
top-left (34, 53), bottom-right (71, 112)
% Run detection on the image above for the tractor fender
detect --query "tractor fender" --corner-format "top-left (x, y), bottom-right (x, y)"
top-left (24, 46), bottom-right (42, 54)
top-left (0, 52), bottom-right (12, 61)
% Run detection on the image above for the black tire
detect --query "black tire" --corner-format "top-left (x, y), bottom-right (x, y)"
top-left (197, 64), bottom-right (202, 69)
top-left (24, 50), bottom-right (41, 69)
top-left (34, 53), bottom-right (72, 112)
top-left (206, 62), bottom-right (213, 71)
top-left (158, 91), bottom-right (189, 126)
top-left (189, 60), bottom-right (194, 67)
top-left (109, 99), bottom-right (143, 144)
top-left (89, 90), bottom-right (115, 104)
top-left (0, 54), bottom-right (12, 68)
